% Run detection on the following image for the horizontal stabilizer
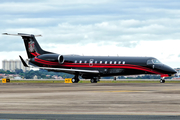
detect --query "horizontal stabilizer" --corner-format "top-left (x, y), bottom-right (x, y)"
top-left (2, 33), bottom-right (42, 37)
top-left (19, 55), bottom-right (29, 67)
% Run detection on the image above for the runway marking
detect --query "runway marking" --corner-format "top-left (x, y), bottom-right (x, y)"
top-left (164, 89), bottom-right (180, 91)
top-left (1, 111), bottom-right (180, 116)
top-left (93, 90), bottom-right (146, 93)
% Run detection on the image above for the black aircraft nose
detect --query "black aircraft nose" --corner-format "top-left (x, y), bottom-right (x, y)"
top-left (171, 68), bottom-right (177, 74)
top-left (155, 64), bottom-right (176, 75)
top-left (165, 65), bottom-right (177, 75)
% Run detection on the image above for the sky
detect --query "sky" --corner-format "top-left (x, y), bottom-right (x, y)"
top-left (0, 0), bottom-right (180, 68)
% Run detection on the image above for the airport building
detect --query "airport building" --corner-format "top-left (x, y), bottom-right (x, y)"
top-left (2, 60), bottom-right (30, 72)
top-left (174, 68), bottom-right (180, 77)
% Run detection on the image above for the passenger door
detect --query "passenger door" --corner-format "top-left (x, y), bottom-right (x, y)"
top-left (89, 59), bottom-right (94, 67)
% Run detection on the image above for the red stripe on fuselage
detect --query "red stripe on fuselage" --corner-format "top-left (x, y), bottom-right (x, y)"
top-left (161, 74), bottom-right (169, 77)
top-left (31, 52), bottom-right (40, 57)
top-left (31, 52), bottom-right (37, 56)
top-left (35, 52), bottom-right (40, 56)
top-left (34, 58), bottom-right (163, 75)
top-left (61, 64), bottom-right (162, 75)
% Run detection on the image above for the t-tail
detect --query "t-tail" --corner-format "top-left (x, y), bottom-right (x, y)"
top-left (3, 33), bottom-right (53, 59)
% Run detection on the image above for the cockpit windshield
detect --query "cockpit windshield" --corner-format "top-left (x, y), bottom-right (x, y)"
top-left (152, 59), bottom-right (162, 64)
top-left (147, 59), bottom-right (162, 65)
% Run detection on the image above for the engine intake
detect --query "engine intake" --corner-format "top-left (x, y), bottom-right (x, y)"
top-left (58, 55), bottom-right (64, 64)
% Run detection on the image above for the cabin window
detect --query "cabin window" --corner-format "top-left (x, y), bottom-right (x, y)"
top-left (84, 61), bottom-right (87, 63)
top-left (114, 61), bottom-right (117, 64)
top-left (75, 60), bottom-right (77, 63)
top-left (118, 61), bottom-right (121, 64)
top-left (100, 61), bottom-right (102, 64)
top-left (122, 61), bottom-right (125, 64)
top-left (95, 61), bottom-right (97, 64)
top-left (79, 60), bottom-right (82, 63)
top-left (110, 61), bottom-right (112, 64)
top-left (105, 61), bottom-right (107, 64)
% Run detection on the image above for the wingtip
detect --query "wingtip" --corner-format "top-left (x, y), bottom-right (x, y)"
top-left (2, 33), bottom-right (8, 35)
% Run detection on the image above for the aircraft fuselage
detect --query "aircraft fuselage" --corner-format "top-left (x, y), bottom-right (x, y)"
top-left (30, 54), bottom-right (176, 79)
top-left (3, 33), bottom-right (177, 83)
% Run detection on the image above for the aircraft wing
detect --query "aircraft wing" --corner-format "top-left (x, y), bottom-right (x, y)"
top-left (35, 66), bottom-right (99, 74)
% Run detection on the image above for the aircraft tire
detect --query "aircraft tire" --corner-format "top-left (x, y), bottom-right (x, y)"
top-left (90, 78), bottom-right (97, 83)
top-left (72, 78), bottom-right (76, 83)
top-left (76, 79), bottom-right (80, 83)
top-left (72, 78), bottom-right (79, 83)
top-left (160, 79), bottom-right (165, 83)
top-left (90, 79), bottom-right (94, 83)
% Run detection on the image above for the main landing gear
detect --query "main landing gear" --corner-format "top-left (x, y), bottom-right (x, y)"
top-left (72, 75), bottom-right (80, 83)
top-left (160, 77), bottom-right (165, 83)
top-left (90, 77), bottom-right (100, 83)
top-left (71, 74), bottom-right (100, 83)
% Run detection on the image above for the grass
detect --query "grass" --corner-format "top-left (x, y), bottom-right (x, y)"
top-left (1, 80), bottom-right (180, 84)
top-left (0, 80), bottom-right (64, 83)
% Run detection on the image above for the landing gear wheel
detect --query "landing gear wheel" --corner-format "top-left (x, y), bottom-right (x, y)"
top-left (72, 76), bottom-right (80, 83)
top-left (90, 78), bottom-right (97, 83)
top-left (160, 79), bottom-right (165, 83)
top-left (72, 78), bottom-right (76, 83)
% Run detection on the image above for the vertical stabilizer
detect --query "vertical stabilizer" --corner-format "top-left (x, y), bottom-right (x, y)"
top-left (3, 33), bottom-right (53, 59)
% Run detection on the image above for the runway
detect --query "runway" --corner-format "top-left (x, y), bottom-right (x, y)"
top-left (0, 83), bottom-right (180, 119)
top-left (0, 114), bottom-right (180, 120)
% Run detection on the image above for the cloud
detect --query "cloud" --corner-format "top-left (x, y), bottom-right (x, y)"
top-left (2, 18), bottom-right (180, 51)
top-left (1, 0), bottom-right (180, 68)
top-left (0, 0), bottom-right (111, 15)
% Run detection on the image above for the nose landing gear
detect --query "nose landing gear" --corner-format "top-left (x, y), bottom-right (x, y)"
top-left (160, 77), bottom-right (165, 83)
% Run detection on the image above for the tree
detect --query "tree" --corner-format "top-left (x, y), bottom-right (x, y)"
top-left (15, 69), bottom-right (23, 74)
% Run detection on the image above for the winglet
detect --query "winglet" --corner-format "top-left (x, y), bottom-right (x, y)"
top-left (19, 55), bottom-right (29, 67)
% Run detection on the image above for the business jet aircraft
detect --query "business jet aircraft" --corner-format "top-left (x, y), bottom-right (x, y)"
top-left (3, 33), bottom-right (176, 83)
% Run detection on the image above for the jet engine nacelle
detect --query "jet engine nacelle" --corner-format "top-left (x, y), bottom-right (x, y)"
top-left (35, 54), bottom-right (64, 64)
top-left (58, 54), bottom-right (64, 64)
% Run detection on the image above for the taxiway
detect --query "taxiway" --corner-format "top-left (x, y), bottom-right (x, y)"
top-left (0, 83), bottom-right (180, 119)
